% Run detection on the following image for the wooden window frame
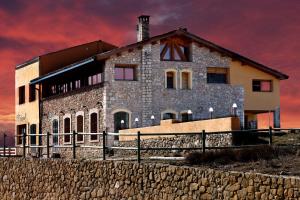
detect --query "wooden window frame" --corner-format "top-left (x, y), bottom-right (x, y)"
top-left (252, 80), bottom-right (273, 92)
top-left (89, 109), bottom-right (99, 142)
top-left (114, 65), bottom-right (137, 81)
top-left (52, 117), bottom-right (60, 146)
top-left (76, 111), bottom-right (84, 143)
top-left (29, 84), bottom-right (36, 102)
top-left (160, 38), bottom-right (190, 62)
top-left (207, 67), bottom-right (229, 84)
top-left (18, 85), bottom-right (25, 105)
top-left (180, 70), bottom-right (192, 90)
top-left (165, 69), bottom-right (177, 89)
top-left (63, 115), bottom-right (72, 144)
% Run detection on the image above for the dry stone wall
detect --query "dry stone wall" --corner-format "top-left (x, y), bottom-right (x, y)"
top-left (0, 158), bottom-right (299, 200)
top-left (116, 133), bottom-right (232, 157)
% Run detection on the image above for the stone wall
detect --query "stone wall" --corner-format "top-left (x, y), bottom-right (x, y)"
top-left (40, 84), bottom-right (107, 158)
top-left (0, 158), bottom-right (299, 200)
top-left (116, 133), bottom-right (232, 157)
top-left (104, 41), bottom-right (244, 132)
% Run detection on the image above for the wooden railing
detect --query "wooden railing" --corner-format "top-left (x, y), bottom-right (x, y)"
top-left (5, 127), bottom-right (300, 162)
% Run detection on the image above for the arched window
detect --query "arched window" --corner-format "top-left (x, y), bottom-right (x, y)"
top-left (90, 113), bottom-right (98, 141)
top-left (161, 110), bottom-right (178, 120)
top-left (64, 117), bottom-right (71, 144)
top-left (52, 119), bottom-right (59, 146)
top-left (180, 70), bottom-right (192, 90)
top-left (165, 70), bottom-right (177, 89)
top-left (76, 115), bottom-right (84, 143)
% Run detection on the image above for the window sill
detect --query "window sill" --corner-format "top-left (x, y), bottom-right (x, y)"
top-left (90, 139), bottom-right (99, 143)
top-left (252, 91), bottom-right (272, 93)
top-left (161, 59), bottom-right (191, 62)
top-left (207, 83), bottom-right (229, 85)
top-left (114, 79), bottom-right (138, 82)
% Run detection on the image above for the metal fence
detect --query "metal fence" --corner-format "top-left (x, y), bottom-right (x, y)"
top-left (1, 127), bottom-right (300, 162)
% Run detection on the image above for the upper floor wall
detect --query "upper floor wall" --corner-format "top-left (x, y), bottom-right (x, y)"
top-left (229, 60), bottom-right (280, 111)
top-left (15, 61), bottom-right (40, 145)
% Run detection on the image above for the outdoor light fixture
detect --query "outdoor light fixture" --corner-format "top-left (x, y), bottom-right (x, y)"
top-left (232, 103), bottom-right (238, 117)
top-left (151, 115), bottom-right (155, 126)
top-left (120, 120), bottom-right (125, 130)
top-left (209, 107), bottom-right (214, 119)
top-left (135, 117), bottom-right (139, 128)
top-left (187, 110), bottom-right (193, 121)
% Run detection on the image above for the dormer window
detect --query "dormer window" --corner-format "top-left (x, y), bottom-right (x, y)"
top-left (160, 38), bottom-right (190, 61)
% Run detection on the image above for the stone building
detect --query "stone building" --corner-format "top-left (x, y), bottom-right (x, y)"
top-left (15, 16), bottom-right (288, 155)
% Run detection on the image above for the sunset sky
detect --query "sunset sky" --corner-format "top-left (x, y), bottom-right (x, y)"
top-left (0, 0), bottom-right (299, 133)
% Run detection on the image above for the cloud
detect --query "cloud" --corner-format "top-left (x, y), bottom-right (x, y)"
top-left (0, 0), bottom-right (299, 131)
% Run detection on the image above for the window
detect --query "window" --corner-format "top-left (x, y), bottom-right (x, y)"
top-left (165, 71), bottom-right (177, 89)
top-left (252, 80), bottom-right (272, 92)
top-left (29, 85), bottom-right (36, 102)
top-left (163, 113), bottom-right (176, 120)
top-left (19, 86), bottom-right (25, 104)
top-left (52, 119), bottom-right (59, 146)
top-left (64, 117), bottom-right (71, 144)
top-left (115, 66), bottom-right (135, 81)
top-left (160, 38), bottom-right (190, 61)
top-left (76, 115), bottom-right (84, 142)
top-left (180, 71), bottom-right (192, 89)
top-left (90, 113), bottom-right (98, 141)
top-left (30, 124), bottom-right (37, 145)
top-left (181, 113), bottom-right (189, 122)
top-left (17, 124), bottom-right (26, 145)
top-left (207, 67), bottom-right (228, 84)
top-left (88, 73), bottom-right (102, 86)
top-left (75, 80), bottom-right (81, 89)
top-left (114, 111), bottom-right (130, 140)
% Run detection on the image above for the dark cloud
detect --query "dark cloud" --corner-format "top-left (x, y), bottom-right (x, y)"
top-left (0, 0), bottom-right (299, 129)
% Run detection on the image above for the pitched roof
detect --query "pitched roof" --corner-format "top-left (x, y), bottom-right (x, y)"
top-left (96, 28), bottom-right (288, 80)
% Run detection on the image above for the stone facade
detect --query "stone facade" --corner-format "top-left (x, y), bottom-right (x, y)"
top-left (40, 84), bottom-right (106, 158)
top-left (104, 42), bottom-right (244, 132)
top-left (0, 158), bottom-right (299, 199)
top-left (38, 40), bottom-right (245, 158)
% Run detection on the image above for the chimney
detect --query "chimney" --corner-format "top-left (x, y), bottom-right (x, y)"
top-left (137, 15), bottom-right (150, 42)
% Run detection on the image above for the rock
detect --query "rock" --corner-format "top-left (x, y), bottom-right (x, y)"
top-left (227, 183), bottom-right (240, 192)
top-left (190, 183), bottom-right (198, 191)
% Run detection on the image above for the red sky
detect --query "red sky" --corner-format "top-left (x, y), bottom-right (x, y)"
top-left (0, 0), bottom-right (299, 133)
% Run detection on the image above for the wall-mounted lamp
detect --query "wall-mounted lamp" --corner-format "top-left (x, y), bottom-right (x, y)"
top-left (135, 118), bottom-right (139, 128)
top-left (187, 110), bottom-right (193, 121)
top-left (232, 103), bottom-right (237, 117)
top-left (120, 120), bottom-right (125, 130)
top-left (209, 107), bottom-right (214, 119)
top-left (151, 115), bottom-right (155, 126)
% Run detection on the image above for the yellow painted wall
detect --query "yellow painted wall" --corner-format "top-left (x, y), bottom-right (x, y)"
top-left (119, 117), bottom-right (240, 141)
top-left (230, 61), bottom-right (280, 111)
top-left (15, 61), bottom-right (40, 145)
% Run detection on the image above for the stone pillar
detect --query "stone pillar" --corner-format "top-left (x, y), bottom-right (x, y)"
top-left (141, 44), bottom-right (153, 127)
top-left (273, 106), bottom-right (280, 128)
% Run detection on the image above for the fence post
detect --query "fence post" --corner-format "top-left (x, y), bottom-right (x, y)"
top-left (72, 131), bottom-right (76, 159)
top-left (3, 133), bottom-right (6, 157)
top-left (202, 130), bottom-right (206, 153)
top-left (46, 132), bottom-right (50, 158)
top-left (8, 147), bottom-right (11, 158)
top-left (269, 126), bottom-right (273, 145)
top-left (23, 130), bottom-right (26, 158)
top-left (137, 131), bottom-right (141, 163)
top-left (102, 131), bottom-right (106, 160)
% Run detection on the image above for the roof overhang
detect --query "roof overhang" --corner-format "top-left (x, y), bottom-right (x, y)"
top-left (30, 57), bottom-right (94, 85)
top-left (96, 29), bottom-right (288, 80)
